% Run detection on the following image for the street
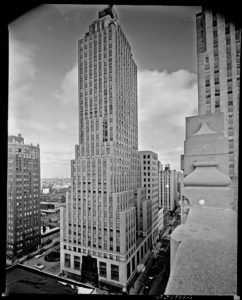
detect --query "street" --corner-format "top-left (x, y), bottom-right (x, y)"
top-left (22, 243), bottom-right (60, 276)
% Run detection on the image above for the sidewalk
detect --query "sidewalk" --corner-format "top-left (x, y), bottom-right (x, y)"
top-left (128, 254), bottom-right (153, 295)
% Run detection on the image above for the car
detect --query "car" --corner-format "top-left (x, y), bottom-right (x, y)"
top-left (148, 276), bottom-right (154, 285)
top-left (39, 248), bottom-right (46, 254)
top-left (143, 286), bottom-right (149, 295)
top-left (35, 263), bottom-right (45, 270)
top-left (34, 254), bottom-right (43, 259)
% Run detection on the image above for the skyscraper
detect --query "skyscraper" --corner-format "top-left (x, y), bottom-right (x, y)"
top-left (160, 164), bottom-right (178, 212)
top-left (196, 9), bottom-right (240, 179)
top-left (139, 151), bottom-right (159, 243)
top-left (60, 6), bottom-right (152, 293)
top-left (7, 134), bottom-right (41, 260)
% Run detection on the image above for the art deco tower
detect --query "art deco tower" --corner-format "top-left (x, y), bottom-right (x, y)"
top-left (60, 6), bottom-right (152, 293)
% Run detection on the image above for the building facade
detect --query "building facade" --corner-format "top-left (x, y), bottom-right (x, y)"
top-left (139, 151), bottom-right (159, 243)
top-left (7, 134), bottom-right (41, 259)
top-left (60, 6), bottom-right (152, 293)
top-left (158, 161), bottom-right (163, 208)
top-left (177, 171), bottom-right (183, 205)
top-left (166, 113), bottom-right (236, 295)
top-left (196, 9), bottom-right (240, 179)
top-left (160, 164), bottom-right (178, 212)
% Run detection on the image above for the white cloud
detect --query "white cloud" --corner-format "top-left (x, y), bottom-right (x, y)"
top-left (55, 63), bottom-right (78, 105)
top-left (54, 4), bottom-right (76, 21)
top-left (56, 121), bottom-right (67, 130)
top-left (138, 69), bottom-right (198, 170)
top-left (9, 38), bottom-right (38, 105)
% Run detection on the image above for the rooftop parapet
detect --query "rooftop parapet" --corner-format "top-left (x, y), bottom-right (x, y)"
top-left (165, 113), bottom-right (237, 295)
top-left (165, 205), bottom-right (237, 295)
top-left (98, 5), bottom-right (118, 20)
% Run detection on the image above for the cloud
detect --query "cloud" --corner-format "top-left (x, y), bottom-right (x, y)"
top-left (138, 69), bottom-right (198, 170)
top-left (9, 38), bottom-right (38, 105)
top-left (8, 116), bottom-right (55, 142)
top-left (54, 63), bottom-right (78, 105)
top-left (54, 4), bottom-right (77, 22)
top-left (56, 121), bottom-right (67, 130)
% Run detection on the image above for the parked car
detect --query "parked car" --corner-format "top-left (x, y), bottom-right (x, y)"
top-left (34, 254), bottom-right (43, 259)
top-left (34, 263), bottom-right (45, 270)
top-left (39, 248), bottom-right (46, 254)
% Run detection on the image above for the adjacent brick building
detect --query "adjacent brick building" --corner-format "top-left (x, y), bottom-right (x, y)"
top-left (7, 134), bottom-right (41, 259)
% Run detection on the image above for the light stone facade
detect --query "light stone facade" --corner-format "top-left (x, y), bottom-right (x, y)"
top-left (139, 151), bottom-right (159, 243)
top-left (160, 164), bottom-right (178, 212)
top-left (184, 112), bottom-right (229, 177)
top-left (157, 208), bottom-right (165, 233)
top-left (196, 9), bottom-right (240, 179)
top-left (60, 6), bottom-right (152, 293)
top-left (166, 113), bottom-right (236, 295)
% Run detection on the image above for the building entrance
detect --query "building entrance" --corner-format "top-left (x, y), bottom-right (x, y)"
top-left (81, 255), bottom-right (98, 287)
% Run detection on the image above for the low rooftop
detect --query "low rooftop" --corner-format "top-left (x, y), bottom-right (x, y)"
top-left (5, 264), bottom-right (95, 295)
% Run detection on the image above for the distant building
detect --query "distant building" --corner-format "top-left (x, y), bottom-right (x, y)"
top-left (180, 154), bottom-right (184, 171)
top-left (160, 164), bottom-right (178, 212)
top-left (40, 201), bottom-right (64, 214)
top-left (7, 134), bottom-right (41, 259)
top-left (157, 208), bottom-right (165, 234)
top-left (135, 188), bottom-right (152, 238)
top-left (177, 171), bottom-right (183, 206)
top-left (41, 226), bottom-right (60, 246)
top-left (139, 151), bottom-right (159, 243)
top-left (158, 161), bottom-right (163, 208)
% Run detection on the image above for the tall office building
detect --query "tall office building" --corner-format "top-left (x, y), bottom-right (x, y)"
top-left (60, 6), bottom-right (152, 293)
top-left (160, 164), bottom-right (178, 211)
top-left (139, 151), bottom-right (159, 243)
top-left (177, 171), bottom-right (183, 203)
top-left (196, 9), bottom-right (240, 179)
top-left (7, 134), bottom-right (41, 259)
top-left (157, 161), bottom-right (163, 209)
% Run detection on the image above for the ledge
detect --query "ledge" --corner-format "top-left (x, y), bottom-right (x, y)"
top-left (165, 206), bottom-right (237, 295)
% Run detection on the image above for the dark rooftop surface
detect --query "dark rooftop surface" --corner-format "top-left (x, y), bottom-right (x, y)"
top-left (5, 264), bottom-right (94, 295)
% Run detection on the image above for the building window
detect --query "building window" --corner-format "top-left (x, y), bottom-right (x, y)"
top-left (74, 256), bottom-right (80, 270)
top-left (111, 264), bottom-right (119, 281)
top-left (64, 253), bottom-right (71, 268)
top-left (132, 256), bottom-right (135, 272)
top-left (99, 261), bottom-right (107, 278)
top-left (127, 262), bottom-right (131, 279)
top-left (137, 251), bottom-right (140, 265)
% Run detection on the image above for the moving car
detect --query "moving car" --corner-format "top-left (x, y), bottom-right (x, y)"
top-left (39, 248), bottom-right (47, 254)
top-left (143, 286), bottom-right (150, 295)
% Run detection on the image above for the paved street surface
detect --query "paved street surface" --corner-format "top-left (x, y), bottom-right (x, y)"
top-left (129, 255), bottom-right (153, 295)
top-left (23, 245), bottom-right (60, 276)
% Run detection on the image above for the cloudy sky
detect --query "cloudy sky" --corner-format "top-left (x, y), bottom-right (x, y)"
top-left (9, 4), bottom-right (200, 178)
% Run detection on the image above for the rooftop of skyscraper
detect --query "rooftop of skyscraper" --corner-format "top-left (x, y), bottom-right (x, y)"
top-left (98, 4), bottom-right (118, 20)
